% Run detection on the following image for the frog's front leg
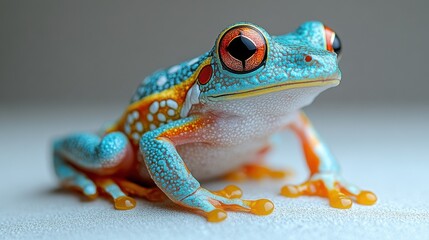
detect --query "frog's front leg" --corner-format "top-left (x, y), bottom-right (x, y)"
top-left (140, 116), bottom-right (274, 222)
top-left (281, 111), bottom-right (377, 208)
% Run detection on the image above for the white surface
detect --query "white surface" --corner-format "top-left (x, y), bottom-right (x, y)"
top-left (1, 103), bottom-right (429, 240)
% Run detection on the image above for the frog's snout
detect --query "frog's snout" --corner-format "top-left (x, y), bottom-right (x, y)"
top-left (305, 51), bottom-right (340, 80)
top-left (330, 70), bottom-right (342, 81)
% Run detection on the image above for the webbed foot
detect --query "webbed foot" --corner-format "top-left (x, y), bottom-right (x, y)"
top-left (281, 172), bottom-right (377, 209)
top-left (180, 185), bottom-right (274, 222)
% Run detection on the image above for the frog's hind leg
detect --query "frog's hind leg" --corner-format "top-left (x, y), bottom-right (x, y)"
top-left (224, 145), bottom-right (290, 181)
top-left (53, 132), bottom-right (137, 210)
top-left (280, 111), bottom-right (377, 208)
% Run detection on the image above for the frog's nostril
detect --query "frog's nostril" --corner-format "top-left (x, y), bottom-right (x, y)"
top-left (304, 55), bottom-right (313, 63)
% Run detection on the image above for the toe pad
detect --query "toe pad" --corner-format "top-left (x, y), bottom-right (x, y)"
top-left (114, 196), bottom-right (136, 210)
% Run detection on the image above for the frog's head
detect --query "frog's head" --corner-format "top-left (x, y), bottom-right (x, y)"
top-left (193, 21), bottom-right (342, 115)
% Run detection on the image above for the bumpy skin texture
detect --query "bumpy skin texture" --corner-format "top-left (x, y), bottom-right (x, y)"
top-left (53, 21), bottom-right (377, 222)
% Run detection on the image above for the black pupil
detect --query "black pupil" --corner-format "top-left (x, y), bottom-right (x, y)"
top-left (332, 34), bottom-right (342, 56)
top-left (227, 35), bottom-right (256, 67)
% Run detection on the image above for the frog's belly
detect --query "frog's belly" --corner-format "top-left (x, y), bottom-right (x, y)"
top-left (175, 113), bottom-right (298, 180)
top-left (177, 139), bottom-right (269, 181)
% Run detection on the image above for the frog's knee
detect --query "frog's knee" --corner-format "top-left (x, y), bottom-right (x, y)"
top-left (53, 132), bottom-right (132, 171)
top-left (97, 132), bottom-right (130, 162)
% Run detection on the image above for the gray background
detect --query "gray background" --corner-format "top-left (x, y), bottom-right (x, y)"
top-left (1, 0), bottom-right (428, 105)
top-left (2, 1), bottom-right (429, 240)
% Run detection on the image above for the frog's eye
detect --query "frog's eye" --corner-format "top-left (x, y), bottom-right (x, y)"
top-left (324, 25), bottom-right (342, 58)
top-left (218, 25), bottom-right (267, 73)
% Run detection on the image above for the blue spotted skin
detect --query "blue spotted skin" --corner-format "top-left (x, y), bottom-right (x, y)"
top-left (276, 21), bottom-right (326, 49)
top-left (54, 132), bottom-right (129, 170)
top-left (140, 117), bottom-right (201, 201)
top-left (130, 52), bottom-right (210, 102)
top-left (53, 132), bottom-right (131, 200)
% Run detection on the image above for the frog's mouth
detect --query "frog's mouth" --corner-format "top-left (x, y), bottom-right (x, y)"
top-left (208, 78), bottom-right (340, 101)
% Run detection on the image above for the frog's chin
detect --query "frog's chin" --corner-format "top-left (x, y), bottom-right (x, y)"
top-left (207, 79), bottom-right (340, 101)
top-left (198, 79), bottom-right (340, 118)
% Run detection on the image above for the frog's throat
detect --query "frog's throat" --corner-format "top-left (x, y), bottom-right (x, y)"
top-left (208, 79), bottom-right (340, 101)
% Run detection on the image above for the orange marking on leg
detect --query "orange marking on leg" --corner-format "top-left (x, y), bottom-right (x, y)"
top-left (115, 179), bottom-right (166, 202)
top-left (290, 115), bottom-right (322, 175)
top-left (158, 117), bottom-right (213, 143)
top-left (303, 141), bottom-right (321, 175)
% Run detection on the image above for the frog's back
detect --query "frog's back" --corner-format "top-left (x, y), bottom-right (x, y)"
top-left (106, 52), bottom-right (211, 146)
top-left (130, 52), bottom-right (210, 103)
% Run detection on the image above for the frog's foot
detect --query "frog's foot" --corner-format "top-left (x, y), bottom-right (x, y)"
top-left (224, 164), bottom-right (290, 181)
top-left (54, 154), bottom-right (136, 210)
top-left (179, 185), bottom-right (274, 222)
top-left (280, 172), bottom-right (377, 209)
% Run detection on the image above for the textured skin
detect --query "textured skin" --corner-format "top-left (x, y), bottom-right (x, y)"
top-left (52, 21), bottom-right (377, 221)
top-left (200, 22), bottom-right (338, 101)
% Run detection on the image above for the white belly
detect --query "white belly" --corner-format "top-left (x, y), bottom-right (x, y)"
top-left (177, 112), bottom-right (298, 180)
top-left (177, 138), bottom-right (269, 181)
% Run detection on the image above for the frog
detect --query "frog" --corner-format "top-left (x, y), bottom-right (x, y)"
top-left (52, 21), bottom-right (377, 222)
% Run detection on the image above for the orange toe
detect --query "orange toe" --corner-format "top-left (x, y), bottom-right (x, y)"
top-left (207, 209), bottom-right (227, 222)
top-left (212, 185), bottom-right (243, 199)
top-left (223, 185), bottom-right (243, 199)
top-left (114, 196), bottom-right (136, 210)
top-left (280, 185), bottom-right (302, 198)
top-left (356, 191), bottom-right (377, 205)
top-left (247, 199), bottom-right (274, 215)
top-left (329, 191), bottom-right (352, 209)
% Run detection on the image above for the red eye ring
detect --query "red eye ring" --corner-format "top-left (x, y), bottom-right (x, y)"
top-left (324, 25), bottom-right (335, 52)
top-left (323, 25), bottom-right (342, 57)
top-left (218, 25), bottom-right (267, 74)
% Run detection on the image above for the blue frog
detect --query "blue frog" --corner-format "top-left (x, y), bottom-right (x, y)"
top-left (53, 21), bottom-right (377, 222)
